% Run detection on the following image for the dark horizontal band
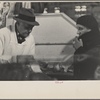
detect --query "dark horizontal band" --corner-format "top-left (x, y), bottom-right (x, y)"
top-left (17, 14), bottom-right (35, 22)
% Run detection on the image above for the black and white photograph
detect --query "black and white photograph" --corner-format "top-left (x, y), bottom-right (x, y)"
top-left (0, 1), bottom-right (100, 81)
top-left (0, 1), bottom-right (100, 99)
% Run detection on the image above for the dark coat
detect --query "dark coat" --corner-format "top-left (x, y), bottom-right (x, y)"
top-left (73, 29), bottom-right (100, 80)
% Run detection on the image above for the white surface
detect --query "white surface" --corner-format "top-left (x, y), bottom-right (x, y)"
top-left (33, 13), bottom-right (77, 61)
top-left (33, 13), bottom-right (77, 43)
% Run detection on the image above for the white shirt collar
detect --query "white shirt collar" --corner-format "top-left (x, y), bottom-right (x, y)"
top-left (10, 23), bottom-right (32, 45)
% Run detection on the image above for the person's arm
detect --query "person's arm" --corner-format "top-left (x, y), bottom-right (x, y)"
top-left (0, 36), bottom-right (11, 63)
top-left (0, 37), bottom-right (3, 55)
top-left (29, 42), bottom-right (35, 56)
top-left (28, 35), bottom-right (35, 56)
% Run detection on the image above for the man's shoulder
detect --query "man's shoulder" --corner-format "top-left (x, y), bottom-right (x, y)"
top-left (0, 26), bottom-right (10, 31)
top-left (0, 26), bottom-right (11, 34)
top-left (0, 26), bottom-right (12, 37)
top-left (26, 34), bottom-right (34, 42)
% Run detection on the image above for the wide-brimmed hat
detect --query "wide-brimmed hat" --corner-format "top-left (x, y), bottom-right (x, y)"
top-left (13, 8), bottom-right (39, 26)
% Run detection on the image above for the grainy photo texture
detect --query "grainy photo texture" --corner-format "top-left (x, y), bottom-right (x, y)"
top-left (0, 1), bottom-right (100, 80)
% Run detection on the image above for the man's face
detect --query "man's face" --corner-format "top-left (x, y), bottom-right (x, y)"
top-left (17, 22), bottom-right (34, 38)
top-left (76, 24), bottom-right (91, 37)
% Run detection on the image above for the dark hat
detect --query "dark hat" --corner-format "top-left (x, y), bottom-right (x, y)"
top-left (77, 15), bottom-right (98, 30)
top-left (13, 8), bottom-right (39, 26)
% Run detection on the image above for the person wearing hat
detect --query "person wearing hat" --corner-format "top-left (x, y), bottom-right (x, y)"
top-left (72, 15), bottom-right (100, 80)
top-left (0, 8), bottom-right (39, 62)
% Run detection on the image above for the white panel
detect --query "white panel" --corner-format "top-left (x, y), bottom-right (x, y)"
top-left (33, 13), bottom-right (77, 44)
top-left (33, 13), bottom-right (77, 61)
top-left (34, 45), bottom-right (75, 62)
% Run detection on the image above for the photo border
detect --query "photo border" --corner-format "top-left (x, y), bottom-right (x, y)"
top-left (0, 0), bottom-right (100, 99)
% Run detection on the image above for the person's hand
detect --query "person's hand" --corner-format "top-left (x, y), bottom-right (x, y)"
top-left (31, 64), bottom-right (42, 73)
top-left (94, 65), bottom-right (100, 80)
top-left (0, 56), bottom-right (12, 63)
top-left (72, 36), bottom-right (83, 50)
top-left (0, 59), bottom-right (10, 63)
